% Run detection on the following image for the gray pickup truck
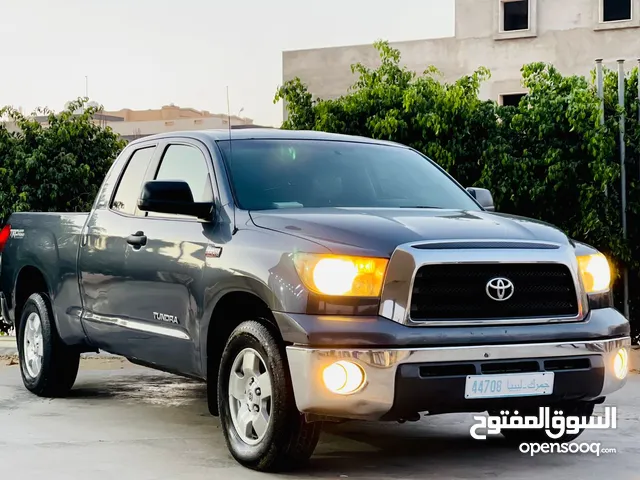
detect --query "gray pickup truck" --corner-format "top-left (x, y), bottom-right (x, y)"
top-left (0, 129), bottom-right (631, 471)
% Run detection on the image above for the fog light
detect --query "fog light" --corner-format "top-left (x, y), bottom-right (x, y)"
top-left (322, 360), bottom-right (366, 395)
top-left (613, 348), bottom-right (629, 380)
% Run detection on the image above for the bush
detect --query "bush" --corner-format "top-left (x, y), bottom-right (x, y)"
top-left (0, 99), bottom-right (126, 224)
top-left (275, 41), bottom-right (640, 342)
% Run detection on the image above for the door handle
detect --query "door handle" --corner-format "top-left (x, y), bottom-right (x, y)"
top-left (126, 231), bottom-right (147, 248)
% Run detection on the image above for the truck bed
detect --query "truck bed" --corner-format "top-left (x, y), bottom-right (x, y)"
top-left (0, 212), bottom-right (89, 334)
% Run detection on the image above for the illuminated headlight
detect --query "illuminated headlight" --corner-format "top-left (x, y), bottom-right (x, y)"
top-left (293, 253), bottom-right (389, 296)
top-left (322, 360), bottom-right (366, 395)
top-left (577, 253), bottom-right (611, 294)
top-left (613, 348), bottom-right (628, 380)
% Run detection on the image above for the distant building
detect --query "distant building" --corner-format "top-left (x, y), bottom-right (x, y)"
top-left (2, 104), bottom-right (260, 142)
top-left (283, 0), bottom-right (640, 115)
top-left (101, 104), bottom-right (255, 141)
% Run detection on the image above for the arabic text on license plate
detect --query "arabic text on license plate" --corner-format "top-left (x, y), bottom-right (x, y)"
top-left (464, 372), bottom-right (554, 399)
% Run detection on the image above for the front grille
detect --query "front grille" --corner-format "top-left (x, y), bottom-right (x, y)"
top-left (410, 263), bottom-right (579, 321)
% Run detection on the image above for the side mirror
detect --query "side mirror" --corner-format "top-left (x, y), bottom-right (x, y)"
top-left (138, 180), bottom-right (214, 220)
top-left (467, 187), bottom-right (495, 212)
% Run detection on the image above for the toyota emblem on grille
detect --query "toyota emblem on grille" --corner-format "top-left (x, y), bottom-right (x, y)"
top-left (485, 277), bottom-right (515, 301)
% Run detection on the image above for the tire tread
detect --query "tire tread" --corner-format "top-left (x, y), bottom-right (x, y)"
top-left (217, 320), bottom-right (321, 472)
top-left (19, 292), bottom-right (80, 397)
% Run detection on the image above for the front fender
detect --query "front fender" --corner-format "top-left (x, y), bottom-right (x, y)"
top-left (197, 275), bottom-right (283, 379)
top-left (196, 224), bottom-right (329, 378)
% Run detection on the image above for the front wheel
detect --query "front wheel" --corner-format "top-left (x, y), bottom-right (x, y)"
top-left (18, 292), bottom-right (80, 397)
top-left (218, 320), bottom-right (321, 472)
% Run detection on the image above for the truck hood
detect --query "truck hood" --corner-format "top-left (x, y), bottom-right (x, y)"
top-left (249, 207), bottom-right (571, 257)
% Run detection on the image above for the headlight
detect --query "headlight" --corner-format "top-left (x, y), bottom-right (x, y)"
top-left (293, 253), bottom-right (389, 296)
top-left (577, 253), bottom-right (611, 294)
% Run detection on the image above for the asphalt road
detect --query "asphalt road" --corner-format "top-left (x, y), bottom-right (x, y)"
top-left (1, 357), bottom-right (639, 480)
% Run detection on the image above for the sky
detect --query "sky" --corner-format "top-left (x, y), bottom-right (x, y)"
top-left (0, 0), bottom-right (454, 127)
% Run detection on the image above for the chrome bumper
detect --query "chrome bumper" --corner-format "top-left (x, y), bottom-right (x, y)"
top-left (286, 336), bottom-right (631, 421)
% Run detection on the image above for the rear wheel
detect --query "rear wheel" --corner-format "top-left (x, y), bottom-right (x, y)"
top-left (218, 320), bottom-right (321, 472)
top-left (18, 293), bottom-right (80, 397)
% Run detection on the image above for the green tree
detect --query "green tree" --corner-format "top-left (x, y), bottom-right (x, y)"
top-left (275, 40), bottom-right (499, 186)
top-left (275, 41), bottom-right (640, 341)
top-left (0, 98), bottom-right (126, 224)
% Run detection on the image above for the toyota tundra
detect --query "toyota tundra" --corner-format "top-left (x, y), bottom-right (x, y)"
top-left (0, 129), bottom-right (630, 471)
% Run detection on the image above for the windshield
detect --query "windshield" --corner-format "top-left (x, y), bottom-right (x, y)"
top-left (218, 139), bottom-right (481, 211)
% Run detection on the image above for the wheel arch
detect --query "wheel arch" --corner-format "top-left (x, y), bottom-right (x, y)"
top-left (13, 265), bottom-right (52, 337)
top-left (201, 288), bottom-right (285, 416)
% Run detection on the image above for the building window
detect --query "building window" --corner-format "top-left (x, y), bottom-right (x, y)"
top-left (602, 0), bottom-right (632, 21)
top-left (500, 93), bottom-right (526, 106)
top-left (502, 0), bottom-right (530, 31)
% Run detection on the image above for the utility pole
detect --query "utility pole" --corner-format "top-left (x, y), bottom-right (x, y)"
top-left (617, 59), bottom-right (629, 320)
top-left (85, 76), bottom-right (89, 99)
top-left (596, 59), bottom-right (607, 197)
top-left (596, 59), bottom-right (604, 126)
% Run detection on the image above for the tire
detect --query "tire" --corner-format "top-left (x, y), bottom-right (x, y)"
top-left (493, 402), bottom-right (596, 444)
top-left (17, 292), bottom-right (80, 397)
top-left (217, 320), bottom-right (322, 472)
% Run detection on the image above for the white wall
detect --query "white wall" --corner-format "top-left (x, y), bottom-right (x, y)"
top-left (283, 0), bottom-right (640, 114)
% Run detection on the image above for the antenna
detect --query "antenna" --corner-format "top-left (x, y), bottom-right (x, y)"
top-left (226, 86), bottom-right (238, 235)
top-left (226, 86), bottom-right (232, 143)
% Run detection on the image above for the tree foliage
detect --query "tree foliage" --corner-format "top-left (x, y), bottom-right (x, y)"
top-left (0, 99), bottom-right (126, 225)
top-left (275, 40), bottom-right (640, 340)
top-left (0, 98), bottom-right (126, 333)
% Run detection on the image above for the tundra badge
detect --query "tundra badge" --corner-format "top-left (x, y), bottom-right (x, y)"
top-left (153, 312), bottom-right (179, 324)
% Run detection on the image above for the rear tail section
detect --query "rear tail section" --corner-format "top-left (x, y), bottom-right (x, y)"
top-left (0, 224), bottom-right (10, 329)
top-left (0, 224), bottom-right (9, 252)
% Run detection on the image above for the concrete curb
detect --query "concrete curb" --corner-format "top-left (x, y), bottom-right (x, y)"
top-left (631, 346), bottom-right (640, 372)
top-left (0, 336), bottom-right (18, 356)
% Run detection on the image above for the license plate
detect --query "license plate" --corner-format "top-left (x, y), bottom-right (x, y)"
top-left (464, 372), bottom-right (554, 399)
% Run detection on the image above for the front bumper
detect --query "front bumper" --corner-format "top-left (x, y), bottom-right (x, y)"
top-left (286, 336), bottom-right (631, 421)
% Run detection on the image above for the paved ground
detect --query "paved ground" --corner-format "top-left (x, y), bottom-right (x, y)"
top-left (1, 356), bottom-right (639, 479)
top-left (0, 335), bottom-right (17, 356)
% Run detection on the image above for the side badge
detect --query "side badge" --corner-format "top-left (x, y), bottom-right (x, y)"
top-left (205, 245), bottom-right (223, 258)
top-left (10, 229), bottom-right (25, 239)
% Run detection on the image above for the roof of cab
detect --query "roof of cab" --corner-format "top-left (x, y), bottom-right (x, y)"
top-left (126, 128), bottom-right (405, 148)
